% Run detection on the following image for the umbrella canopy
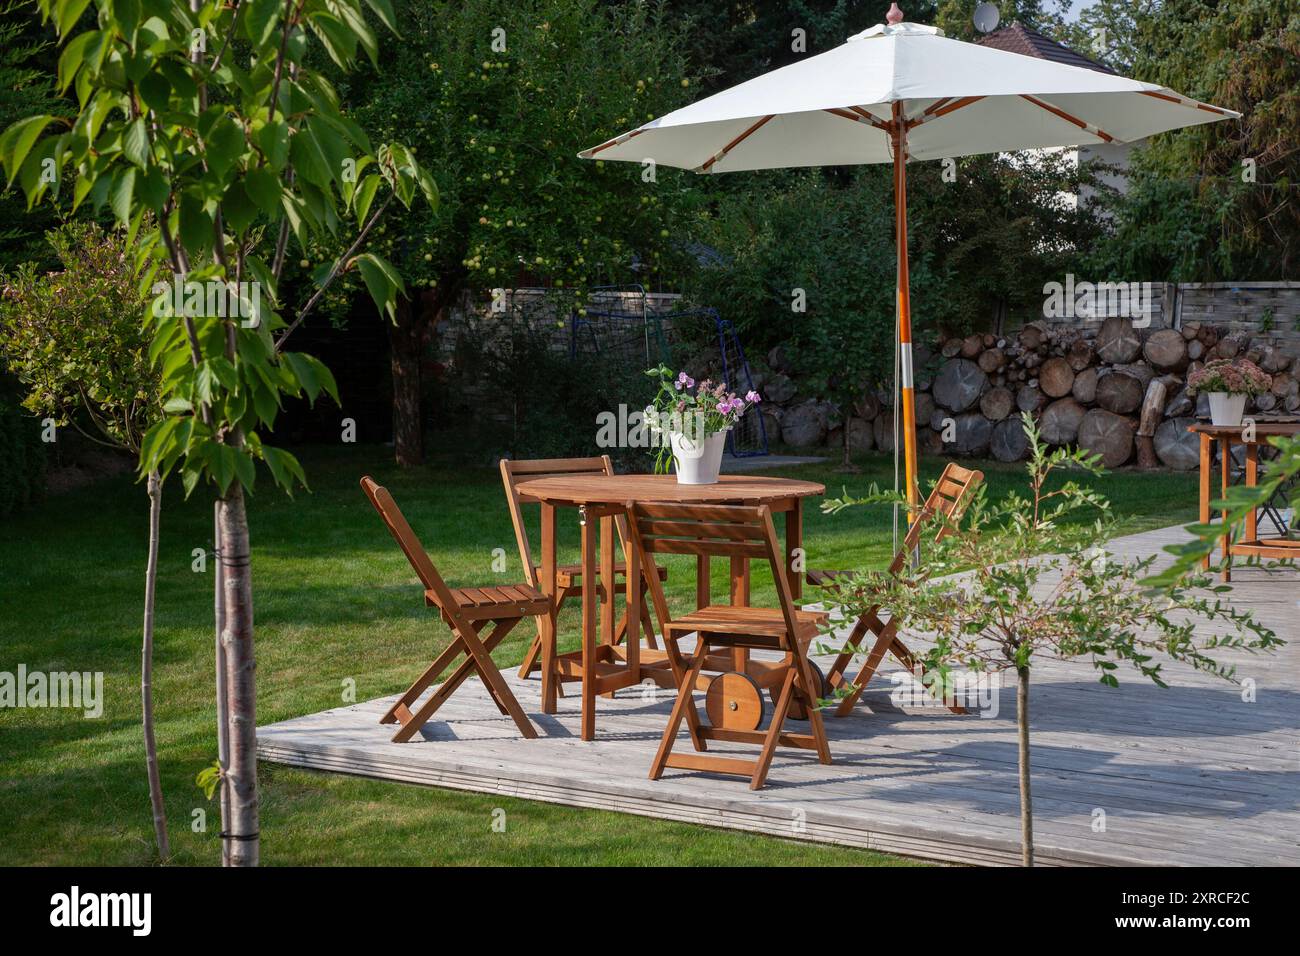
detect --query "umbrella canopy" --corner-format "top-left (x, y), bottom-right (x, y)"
top-left (579, 18), bottom-right (1237, 172)
top-left (579, 5), bottom-right (1237, 517)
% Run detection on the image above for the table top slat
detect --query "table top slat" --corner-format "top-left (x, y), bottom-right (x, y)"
top-left (514, 473), bottom-right (825, 505)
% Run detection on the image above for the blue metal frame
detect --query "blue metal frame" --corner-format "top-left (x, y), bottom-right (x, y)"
top-left (654, 307), bottom-right (769, 458)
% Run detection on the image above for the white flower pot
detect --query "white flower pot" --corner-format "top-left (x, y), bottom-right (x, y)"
top-left (670, 430), bottom-right (727, 484)
top-left (1207, 392), bottom-right (1246, 427)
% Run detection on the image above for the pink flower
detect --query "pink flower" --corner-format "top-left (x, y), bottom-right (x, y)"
top-left (675, 371), bottom-right (694, 390)
top-left (745, 390), bottom-right (761, 404)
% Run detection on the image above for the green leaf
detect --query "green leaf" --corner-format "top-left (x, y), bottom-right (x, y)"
top-left (0, 115), bottom-right (55, 187)
top-left (251, 381), bottom-right (279, 426)
top-left (363, 0), bottom-right (399, 35)
top-left (306, 11), bottom-right (359, 68)
top-left (57, 0), bottom-right (93, 37)
top-left (116, 0), bottom-right (142, 42)
top-left (178, 193), bottom-right (212, 257)
top-left (351, 251), bottom-right (400, 321)
top-left (262, 445), bottom-right (307, 492)
top-left (353, 173), bottom-right (380, 223)
top-left (254, 118), bottom-right (288, 170)
top-left (57, 31), bottom-right (97, 93)
top-left (232, 447), bottom-right (255, 491)
top-left (137, 71), bottom-right (170, 113)
top-left (206, 441), bottom-right (238, 494)
top-left (195, 761), bottom-right (221, 800)
top-left (205, 114), bottom-right (246, 177)
top-left (138, 165), bottom-right (168, 212)
top-left (243, 0), bottom-right (281, 47)
top-left (221, 180), bottom-right (258, 234)
top-left (108, 167), bottom-right (136, 224)
top-left (122, 117), bottom-right (149, 167)
top-left (243, 165), bottom-right (281, 216)
top-left (289, 123), bottom-right (332, 189)
top-left (280, 351), bottom-right (320, 402)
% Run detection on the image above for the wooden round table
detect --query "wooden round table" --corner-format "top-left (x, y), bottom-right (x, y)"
top-left (514, 473), bottom-right (825, 740)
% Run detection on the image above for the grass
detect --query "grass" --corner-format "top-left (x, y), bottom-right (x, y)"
top-left (0, 444), bottom-right (1198, 866)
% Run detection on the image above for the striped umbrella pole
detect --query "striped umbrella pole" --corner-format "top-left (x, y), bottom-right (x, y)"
top-left (892, 101), bottom-right (920, 524)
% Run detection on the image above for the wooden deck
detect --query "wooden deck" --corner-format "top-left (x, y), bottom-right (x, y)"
top-left (257, 525), bottom-right (1300, 866)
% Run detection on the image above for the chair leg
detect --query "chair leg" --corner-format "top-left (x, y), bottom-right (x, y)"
top-left (391, 620), bottom-right (501, 742)
top-left (834, 622), bottom-right (897, 716)
top-left (795, 651), bottom-right (832, 765)
top-left (663, 634), bottom-right (708, 751)
top-left (614, 581), bottom-right (659, 650)
top-left (382, 636), bottom-right (468, 726)
top-left (516, 631), bottom-right (543, 679)
top-left (650, 642), bottom-right (710, 779)
top-left (462, 618), bottom-right (536, 739)
top-left (395, 617), bottom-right (535, 742)
top-left (751, 668), bottom-right (797, 790)
top-left (825, 613), bottom-right (874, 689)
top-left (889, 637), bottom-right (966, 715)
top-left (518, 587), bottom-right (573, 680)
top-left (639, 585), bottom-right (660, 650)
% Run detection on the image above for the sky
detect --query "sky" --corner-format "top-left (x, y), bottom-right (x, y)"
top-left (1066, 0), bottom-right (1101, 22)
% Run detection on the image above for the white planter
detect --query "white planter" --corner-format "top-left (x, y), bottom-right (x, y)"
top-left (670, 430), bottom-right (727, 484)
top-left (1207, 392), bottom-right (1247, 427)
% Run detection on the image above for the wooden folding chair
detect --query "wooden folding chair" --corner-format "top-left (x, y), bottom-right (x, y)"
top-left (500, 455), bottom-right (665, 683)
top-left (808, 461), bottom-right (984, 717)
top-left (627, 501), bottom-right (833, 791)
top-left (360, 476), bottom-right (548, 742)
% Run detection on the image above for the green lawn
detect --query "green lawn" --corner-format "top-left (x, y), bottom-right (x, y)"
top-left (0, 445), bottom-right (1198, 866)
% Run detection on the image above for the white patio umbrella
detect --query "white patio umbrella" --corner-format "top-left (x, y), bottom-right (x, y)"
top-left (580, 3), bottom-right (1238, 519)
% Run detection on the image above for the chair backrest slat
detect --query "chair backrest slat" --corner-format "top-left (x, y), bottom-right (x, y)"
top-left (360, 476), bottom-right (460, 612)
top-left (889, 462), bottom-right (984, 574)
top-left (500, 456), bottom-right (613, 585)
top-left (639, 539), bottom-right (769, 559)
top-left (636, 518), bottom-right (766, 542)
top-left (627, 500), bottom-right (801, 643)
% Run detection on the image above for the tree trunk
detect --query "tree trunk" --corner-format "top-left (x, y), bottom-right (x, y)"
top-left (1016, 664), bottom-right (1034, 867)
top-left (387, 295), bottom-right (424, 467)
top-left (835, 416), bottom-right (861, 472)
top-left (218, 486), bottom-right (259, 866)
top-left (141, 470), bottom-right (169, 861)
top-left (214, 502), bottom-right (232, 866)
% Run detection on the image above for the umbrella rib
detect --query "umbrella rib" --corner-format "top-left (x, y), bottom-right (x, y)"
top-left (824, 107), bottom-right (891, 133)
top-left (579, 129), bottom-right (645, 158)
top-left (848, 105), bottom-right (892, 131)
top-left (1019, 94), bottom-right (1116, 143)
top-left (1141, 89), bottom-right (1235, 117)
top-left (693, 114), bottom-right (775, 173)
top-left (905, 96), bottom-right (984, 130)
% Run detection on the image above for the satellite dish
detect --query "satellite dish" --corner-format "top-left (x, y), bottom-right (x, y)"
top-left (973, 1), bottom-right (1000, 33)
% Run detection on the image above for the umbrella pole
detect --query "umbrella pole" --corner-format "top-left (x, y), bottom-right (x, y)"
top-left (891, 102), bottom-right (920, 525)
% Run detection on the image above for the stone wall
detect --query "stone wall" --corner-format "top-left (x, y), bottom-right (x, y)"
top-left (756, 300), bottom-right (1300, 471)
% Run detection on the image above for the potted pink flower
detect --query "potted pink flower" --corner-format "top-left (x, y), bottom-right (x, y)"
top-left (644, 364), bottom-right (758, 484)
top-left (1186, 358), bottom-right (1272, 427)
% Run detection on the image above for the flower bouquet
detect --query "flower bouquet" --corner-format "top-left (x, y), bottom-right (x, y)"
top-left (1186, 358), bottom-right (1272, 426)
top-left (644, 364), bottom-right (759, 484)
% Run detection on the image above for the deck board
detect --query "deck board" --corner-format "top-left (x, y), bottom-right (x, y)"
top-left (257, 524), bottom-right (1300, 866)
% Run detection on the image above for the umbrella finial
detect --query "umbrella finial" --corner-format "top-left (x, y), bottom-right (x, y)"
top-left (886, 2), bottom-right (904, 25)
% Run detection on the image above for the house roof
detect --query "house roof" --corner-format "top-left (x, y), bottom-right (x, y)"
top-left (975, 21), bottom-right (1117, 76)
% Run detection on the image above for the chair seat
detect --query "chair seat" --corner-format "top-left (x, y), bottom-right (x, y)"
top-left (536, 561), bottom-right (669, 588)
top-left (427, 583), bottom-right (551, 620)
top-left (664, 604), bottom-right (829, 646)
